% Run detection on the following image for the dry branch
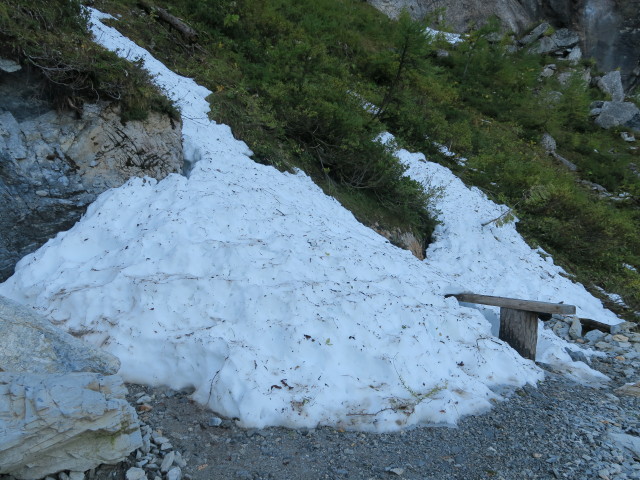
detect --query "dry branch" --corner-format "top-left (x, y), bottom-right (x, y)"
top-left (138, 1), bottom-right (198, 43)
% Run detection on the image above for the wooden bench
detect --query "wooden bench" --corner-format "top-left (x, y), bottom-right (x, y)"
top-left (447, 293), bottom-right (576, 360)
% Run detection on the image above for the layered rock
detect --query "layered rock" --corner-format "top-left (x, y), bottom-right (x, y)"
top-left (0, 372), bottom-right (142, 479)
top-left (0, 295), bottom-right (120, 375)
top-left (0, 69), bottom-right (183, 281)
top-left (0, 295), bottom-right (141, 479)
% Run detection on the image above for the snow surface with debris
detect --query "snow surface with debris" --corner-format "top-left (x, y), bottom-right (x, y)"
top-left (0, 10), bottom-right (618, 431)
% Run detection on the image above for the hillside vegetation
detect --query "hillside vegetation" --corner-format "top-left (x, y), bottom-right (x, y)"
top-left (2, 0), bottom-right (639, 320)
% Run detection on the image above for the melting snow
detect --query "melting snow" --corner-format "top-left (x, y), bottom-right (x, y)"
top-left (0, 9), bottom-right (618, 431)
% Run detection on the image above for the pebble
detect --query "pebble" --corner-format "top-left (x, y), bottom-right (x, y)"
top-left (125, 467), bottom-right (147, 480)
top-left (160, 451), bottom-right (175, 473)
top-left (166, 467), bottom-right (182, 480)
top-left (208, 417), bottom-right (223, 427)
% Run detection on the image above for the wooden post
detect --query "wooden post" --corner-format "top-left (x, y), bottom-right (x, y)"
top-left (499, 308), bottom-right (538, 360)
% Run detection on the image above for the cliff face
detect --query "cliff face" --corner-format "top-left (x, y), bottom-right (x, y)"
top-left (0, 68), bottom-right (183, 281)
top-left (367, 0), bottom-right (640, 91)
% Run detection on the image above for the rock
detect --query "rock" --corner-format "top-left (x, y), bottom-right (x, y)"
top-left (166, 466), bottom-right (182, 480)
top-left (0, 58), bottom-right (21, 73)
top-left (612, 334), bottom-right (629, 343)
top-left (208, 416), bottom-right (223, 427)
top-left (609, 433), bottom-right (640, 458)
top-left (597, 71), bottom-right (625, 102)
top-left (615, 382), bottom-right (640, 397)
top-left (0, 69), bottom-right (183, 281)
top-left (68, 473), bottom-right (85, 480)
top-left (584, 329), bottom-right (606, 343)
top-left (0, 295), bottom-right (120, 374)
top-left (565, 347), bottom-right (588, 364)
top-left (372, 224), bottom-right (425, 260)
top-left (621, 132), bottom-right (636, 142)
top-left (126, 467), bottom-right (148, 480)
top-left (520, 23), bottom-right (550, 45)
top-left (531, 28), bottom-right (580, 55)
top-left (0, 372), bottom-right (142, 479)
top-left (541, 133), bottom-right (556, 153)
top-left (569, 318), bottom-right (583, 340)
top-left (563, 46), bottom-right (582, 63)
top-left (539, 64), bottom-right (557, 79)
top-left (594, 341), bottom-right (615, 352)
top-left (161, 451), bottom-right (176, 473)
top-left (593, 102), bottom-right (640, 131)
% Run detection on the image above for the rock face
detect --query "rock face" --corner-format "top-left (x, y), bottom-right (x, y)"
top-left (0, 69), bottom-right (183, 281)
top-left (0, 295), bottom-right (120, 375)
top-left (0, 372), bottom-right (142, 479)
top-left (0, 295), bottom-right (141, 478)
top-left (366, 0), bottom-right (640, 91)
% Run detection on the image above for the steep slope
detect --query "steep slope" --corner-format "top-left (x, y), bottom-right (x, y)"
top-left (0, 9), bottom-right (617, 432)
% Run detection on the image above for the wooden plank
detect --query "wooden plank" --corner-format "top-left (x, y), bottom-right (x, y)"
top-left (499, 308), bottom-right (538, 360)
top-left (579, 317), bottom-right (614, 334)
top-left (447, 293), bottom-right (575, 315)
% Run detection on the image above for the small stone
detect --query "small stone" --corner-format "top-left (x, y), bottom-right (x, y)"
top-left (138, 404), bottom-right (154, 412)
top-left (161, 451), bottom-right (176, 473)
top-left (208, 417), bottom-right (223, 427)
top-left (533, 453), bottom-right (542, 459)
top-left (614, 356), bottom-right (626, 362)
top-left (166, 466), bottom-right (182, 480)
top-left (59, 473), bottom-right (70, 480)
top-left (621, 132), bottom-right (636, 142)
top-left (385, 467), bottom-right (404, 475)
top-left (126, 467), bottom-right (147, 480)
top-left (612, 334), bottom-right (629, 342)
top-left (174, 451), bottom-right (187, 468)
top-left (152, 434), bottom-right (170, 445)
top-left (160, 442), bottom-right (173, 451)
top-left (569, 318), bottom-right (582, 340)
top-left (615, 382), bottom-right (640, 397)
top-left (35, 190), bottom-right (49, 197)
top-left (137, 395), bottom-right (153, 404)
top-left (585, 330), bottom-right (606, 343)
top-left (68, 473), bottom-right (84, 480)
top-left (595, 341), bottom-right (614, 351)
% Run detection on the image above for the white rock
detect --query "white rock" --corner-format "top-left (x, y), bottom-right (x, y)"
top-left (609, 432), bottom-right (640, 457)
top-left (160, 451), bottom-right (176, 473)
top-left (569, 318), bottom-right (583, 340)
top-left (68, 472), bottom-right (85, 480)
top-left (126, 467), bottom-right (148, 480)
top-left (0, 295), bottom-right (119, 375)
top-left (166, 466), bottom-right (182, 480)
top-left (0, 373), bottom-right (142, 479)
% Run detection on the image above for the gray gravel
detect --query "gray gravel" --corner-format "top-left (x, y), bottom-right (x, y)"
top-left (88, 348), bottom-right (639, 480)
top-left (7, 323), bottom-right (639, 480)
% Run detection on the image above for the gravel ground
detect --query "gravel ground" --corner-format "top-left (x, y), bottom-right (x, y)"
top-left (86, 340), bottom-right (639, 480)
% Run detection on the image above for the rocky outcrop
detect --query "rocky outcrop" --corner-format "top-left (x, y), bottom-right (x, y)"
top-left (366, 0), bottom-right (640, 91)
top-left (0, 295), bottom-right (142, 479)
top-left (0, 295), bottom-right (120, 375)
top-left (372, 223), bottom-right (425, 260)
top-left (0, 69), bottom-right (183, 281)
top-left (368, 0), bottom-right (535, 33)
top-left (591, 101), bottom-right (640, 132)
top-left (0, 372), bottom-right (142, 479)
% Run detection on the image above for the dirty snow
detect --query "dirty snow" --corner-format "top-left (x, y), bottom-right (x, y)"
top-left (0, 10), bottom-right (619, 431)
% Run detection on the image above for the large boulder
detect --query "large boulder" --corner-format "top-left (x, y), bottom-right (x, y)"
top-left (0, 68), bottom-right (183, 281)
top-left (0, 295), bottom-right (120, 375)
top-left (0, 372), bottom-right (142, 479)
top-left (597, 70), bottom-right (625, 102)
top-left (592, 101), bottom-right (640, 131)
top-left (530, 28), bottom-right (580, 54)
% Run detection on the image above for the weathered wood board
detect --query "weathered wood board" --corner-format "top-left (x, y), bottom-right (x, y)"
top-left (448, 293), bottom-right (575, 315)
